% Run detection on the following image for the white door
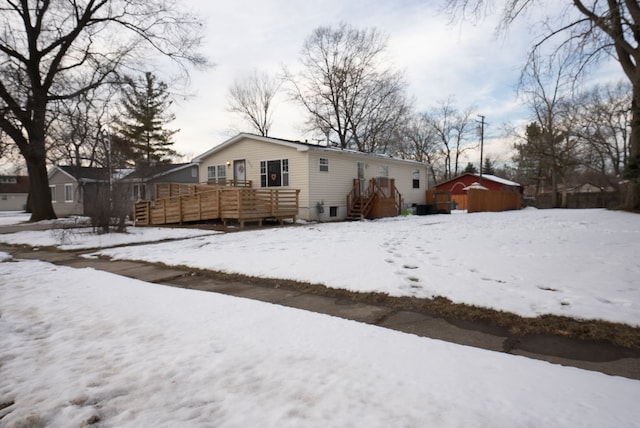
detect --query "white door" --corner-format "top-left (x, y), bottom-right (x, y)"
top-left (234, 159), bottom-right (246, 185)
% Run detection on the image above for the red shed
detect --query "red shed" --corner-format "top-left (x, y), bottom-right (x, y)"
top-left (435, 173), bottom-right (521, 194)
top-left (434, 174), bottom-right (522, 211)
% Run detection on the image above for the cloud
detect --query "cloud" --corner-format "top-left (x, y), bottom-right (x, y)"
top-left (169, 0), bottom-right (625, 160)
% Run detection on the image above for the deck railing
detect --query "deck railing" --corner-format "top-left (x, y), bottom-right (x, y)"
top-left (347, 178), bottom-right (402, 219)
top-left (135, 187), bottom-right (299, 228)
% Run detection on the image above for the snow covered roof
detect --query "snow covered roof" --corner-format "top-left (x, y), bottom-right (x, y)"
top-left (475, 174), bottom-right (521, 187)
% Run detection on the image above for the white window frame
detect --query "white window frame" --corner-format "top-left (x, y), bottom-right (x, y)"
top-left (319, 157), bottom-right (329, 172)
top-left (133, 183), bottom-right (146, 200)
top-left (207, 164), bottom-right (226, 183)
top-left (50, 185), bottom-right (56, 203)
top-left (64, 183), bottom-right (73, 202)
top-left (412, 169), bottom-right (420, 189)
top-left (378, 164), bottom-right (389, 178)
top-left (260, 159), bottom-right (289, 188)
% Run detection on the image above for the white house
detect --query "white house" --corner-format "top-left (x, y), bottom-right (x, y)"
top-left (192, 133), bottom-right (429, 221)
top-left (0, 175), bottom-right (29, 211)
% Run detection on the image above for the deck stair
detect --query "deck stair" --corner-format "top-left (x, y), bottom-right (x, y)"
top-left (346, 178), bottom-right (402, 220)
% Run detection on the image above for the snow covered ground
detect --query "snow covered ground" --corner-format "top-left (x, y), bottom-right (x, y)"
top-left (1, 208), bottom-right (639, 427)
top-left (0, 211), bottom-right (30, 226)
top-left (2, 209), bottom-right (639, 325)
top-left (2, 255), bottom-right (640, 427)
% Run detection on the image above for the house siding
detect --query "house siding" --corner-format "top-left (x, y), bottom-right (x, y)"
top-left (198, 137), bottom-right (311, 214)
top-left (307, 148), bottom-right (427, 220)
top-left (48, 169), bottom-right (84, 216)
top-left (195, 134), bottom-right (429, 221)
top-left (131, 165), bottom-right (199, 200)
top-left (0, 193), bottom-right (27, 211)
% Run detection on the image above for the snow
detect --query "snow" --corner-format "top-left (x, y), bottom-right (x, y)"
top-left (0, 225), bottom-right (217, 250)
top-left (0, 211), bottom-right (30, 226)
top-left (1, 208), bottom-right (640, 426)
top-left (2, 256), bottom-right (639, 427)
top-left (80, 208), bottom-right (639, 326)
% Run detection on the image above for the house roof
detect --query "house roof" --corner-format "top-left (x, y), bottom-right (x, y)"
top-left (49, 166), bottom-right (133, 183)
top-left (192, 132), bottom-right (425, 167)
top-left (123, 163), bottom-right (194, 181)
top-left (437, 173), bottom-right (521, 188)
top-left (0, 175), bottom-right (29, 194)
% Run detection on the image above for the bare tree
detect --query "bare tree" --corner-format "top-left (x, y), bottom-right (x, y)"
top-left (397, 112), bottom-right (442, 186)
top-left (518, 52), bottom-right (582, 206)
top-left (287, 22), bottom-right (408, 152)
top-left (227, 69), bottom-right (281, 137)
top-left (445, 0), bottom-right (640, 207)
top-left (0, 0), bottom-right (207, 221)
top-left (574, 81), bottom-right (631, 176)
top-left (426, 98), bottom-right (476, 180)
top-left (47, 86), bottom-right (117, 168)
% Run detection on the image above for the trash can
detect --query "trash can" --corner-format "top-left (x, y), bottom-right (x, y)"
top-left (416, 204), bottom-right (428, 215)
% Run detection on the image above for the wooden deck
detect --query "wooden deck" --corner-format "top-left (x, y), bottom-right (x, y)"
top-left (135, 183), bottom-right (299, 228)
top-left (347, 178), bottom-right (403, 220)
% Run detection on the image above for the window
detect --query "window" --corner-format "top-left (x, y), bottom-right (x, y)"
top-left (64, 184), bottom-right (73, 202)
top-left (319, 157), bottom-right (329, 172)
top-left (191, 165), bottom-right (198, 178)
top-left (260, 159), bottom-right (289, 187)
top-left (378, 164), bottom-right (389, 178)
top-left (50, 185), bottom-right (56, 203)
top-left (329, 206), bottom-right (338, 217)
top-left (207, 164), bottom-right (226, 184)
top-left (412, 169), bottom-right (420, 189)
top-left (133, 184), bottom-right (146, 200)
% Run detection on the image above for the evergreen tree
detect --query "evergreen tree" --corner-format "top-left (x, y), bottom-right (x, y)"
top-left (483, 157), bottom-right (496, 175)
top-left (463, 162), bottom-right (478, 174)
top-left (115, 72), bottom-right (180, 166)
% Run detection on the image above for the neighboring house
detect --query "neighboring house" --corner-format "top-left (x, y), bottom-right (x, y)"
top-left (0, 175), bottom-right (29, 211)
top-left (122, 163), bottom-right (199, 201)
top-left (192, 133), bottom-right (429, 221)
top-left (48, 166), bottom-right (131, 217)
top-left (567, 183), bottom-right (616, 194)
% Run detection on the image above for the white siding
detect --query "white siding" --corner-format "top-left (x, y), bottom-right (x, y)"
top-left (307, 148), bottom-right (428, 220)
top-left (198, 137), bottom-right (311, 212)
top-left (196, 135), bottom-right (428, 221)
top-left (48, 169), bottom-right (84, 216)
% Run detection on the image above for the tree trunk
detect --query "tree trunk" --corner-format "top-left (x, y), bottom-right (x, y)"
top-left (23, 132), bottom-right (57, 222)
top-left (550, 167), bottom-right (559, 208)
top-left (624, 85), bottom-right (640, 210)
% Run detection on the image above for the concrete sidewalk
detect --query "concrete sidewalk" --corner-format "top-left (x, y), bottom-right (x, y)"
top-left (2, 242), bottom-right (639, 380)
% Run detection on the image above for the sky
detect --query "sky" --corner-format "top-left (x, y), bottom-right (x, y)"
top-left (161, 0), bottom-right (625, 165)
top-left (1, 208), bottom-right (639, 426)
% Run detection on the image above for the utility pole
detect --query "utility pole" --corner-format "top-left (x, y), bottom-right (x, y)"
top-left (476, 115), bottom-right (486, 186)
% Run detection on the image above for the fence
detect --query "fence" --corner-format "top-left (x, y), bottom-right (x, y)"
top-left (467, 189), bottom-right (521, 213)
top-left (533, 192), bottom-right (621, 209)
